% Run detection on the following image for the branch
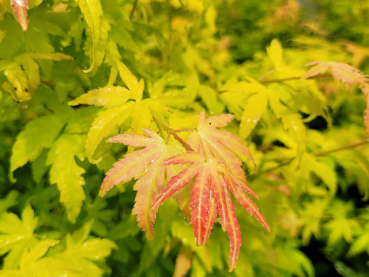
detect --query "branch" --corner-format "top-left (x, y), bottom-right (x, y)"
top-left (259, 74), bottom-right (333, 84)
top-left (217, 74), bottom-right (333, 94)
top-left (153, 117), bottom-right (194, 152)
top-left (251, 139), bottom-right (369, 177)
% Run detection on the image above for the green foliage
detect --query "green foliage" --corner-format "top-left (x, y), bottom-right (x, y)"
top-left (1, 0), bottom-right (369, 276)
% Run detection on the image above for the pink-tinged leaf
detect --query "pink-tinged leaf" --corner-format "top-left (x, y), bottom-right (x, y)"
top-left (190, 166), bottom-right (211, 246)
top-left (203, 193), bottom-right (217, 244)
top-left (133, 158), bottom-right (165, 239)
top-left (151, 162), bottom-right (202, 211)
top-left (210, 170), bottom-right (241, 272)
top-left (235, 187), bottom-right (270, 232)
top-left (205, 113), bottom-right (234, 128)
top-left (206, 138), bottom-right (246, 182)
top-left (173, 245), bottom-right (193, 277)
top-left (301, 61), bottom-right (329, 80)
top-left (153, 140), bottom-right (268, 271)
top-left (11, 0), bottom-right (28, 32)
top-left (163, 152), bottom-right (204, 165)
top-left (108, 128), bottom-right (162, 147)
top-left (188, 110), bottom-right (255, 167)
top-left (100, 131), bottom-right (185, 239)
top-left (302, 61), bottom-right (368, 88)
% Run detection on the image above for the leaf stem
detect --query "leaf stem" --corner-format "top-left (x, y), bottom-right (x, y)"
top-left (130, 0), bottom-right (139, 21)
top-left (153, 117), bottom-right (194, 152)
top-left (259, 74), bottom-right (332, 84)
top-left (313, 139), bottom-right (369, 156)
top-left (217, 74), bottom-right (333, 94)
top-left (252, 139), bottom-right (369, 177)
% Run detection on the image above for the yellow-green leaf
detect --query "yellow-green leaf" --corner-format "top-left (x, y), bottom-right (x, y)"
top-left (86, 101), bottom-right (135, 158)
top-left (10, 114), bottom-right (67, 181)
top-left (239, 90), bottom-right (268, 139)
top-left (267, 39), bottom-right (283, 69)
top-left (69, 86), bottom-right (131, 108)
top-left (77, 0), bottom-right (104, 72)
top-left (46, 134), bottom-right (87, 223)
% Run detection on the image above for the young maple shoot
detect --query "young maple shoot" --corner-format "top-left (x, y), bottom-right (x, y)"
top-left (100, 110), bottom-right (270, 272)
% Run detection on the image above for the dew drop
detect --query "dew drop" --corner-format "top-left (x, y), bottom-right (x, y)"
top-left (183, 217), bottom-right (190, 226)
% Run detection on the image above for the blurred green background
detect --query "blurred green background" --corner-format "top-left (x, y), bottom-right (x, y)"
top-left (1, 0), bottom-right (369, 276)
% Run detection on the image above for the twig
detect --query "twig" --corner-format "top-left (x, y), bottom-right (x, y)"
top-left (130, 0), bottom-right (139, 21)
top-left (259, 74), bottom-right (333, 84)
top-left (153, 117), bottom-right (194, 152)
top-left (313, 139), bottom-right (369, 156)
top-left (251, 139), bottom-right (369, 177)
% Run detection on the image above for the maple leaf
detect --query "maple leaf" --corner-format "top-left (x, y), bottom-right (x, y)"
top-left (302, 61), bottom-right (369, 135)
top-left (301, 61), bottom-right (368, 88)
top-left (187, 110), bottom-right (255, 182)
top-left (69, 61), bottom-right (170, 160)
top-left (150, 111), bottom-right (269, 271)
top-left (99, 129), bottom-right (185, 239)
top-left (151, 151), bottom-right (269, 271)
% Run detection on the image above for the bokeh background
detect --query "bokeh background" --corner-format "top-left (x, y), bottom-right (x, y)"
top-left (1, 0), bottom-right (369, 276)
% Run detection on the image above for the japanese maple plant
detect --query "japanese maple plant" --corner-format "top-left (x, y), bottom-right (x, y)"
top-left (99, 110), bottom-right (270, 271)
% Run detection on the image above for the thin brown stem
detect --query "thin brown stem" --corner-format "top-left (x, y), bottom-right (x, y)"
top-left (259, 74), bottom-right (333, 84)
top-left (251, 139), bottom-right (369, 177)
top-left (153, 117), bottom-right (194, 152)
top-left (217, 74), bottom-right (334, 94)
top-left (313, 140), bottom-right (369, 156)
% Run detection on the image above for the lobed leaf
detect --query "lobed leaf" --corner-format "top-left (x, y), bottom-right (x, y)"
top-left (239, 90), bottom-right (268, 139)
top-left (46, 134), bottom-right (87, 223)
top-left (85, 102), bottom-right (135, 159)
top-left (77, 0), bottom-right (104, 72)
top-left (69, 86), bottom-right (131, 108)
top-left (100, 129), bottom-right (185, 239)
top-left (10, 114), bottom-right (67, 181)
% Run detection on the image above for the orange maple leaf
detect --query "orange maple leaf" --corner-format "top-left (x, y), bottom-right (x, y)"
top-left (301, 61), bottom-right (368, 88)
top-left (302, 61), bottom-right (369, 134)
top-left (152, 111), bottom-right (270, 272)
top-left (99, 128), bottom-right (185, 239)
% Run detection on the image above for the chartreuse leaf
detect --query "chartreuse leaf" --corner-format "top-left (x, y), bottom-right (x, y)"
top-left (100, 129), bottom-right (185, 239)
top-left (281, 112), bottom-right (306, 161)
top-left (0, 205), bottom-right (38, 270)
top-left (302, 154), bottom-right (337, 195)
top-left (325, 201), bottom-right (359, 247)
top-left (84, 101), bottom-right (135, 159)
top-left (54, 221), bottom-right (117, 277)
top-left (10, 114), bottom-right (67, 181)
top-left (69, 86), bottom-right (131, 108)
top-left (239, 90), bottom-right (268, 139)
top-left (84, 18), bottom-right (110, 75)
top-left (0, 191), bottom-right (19, 213)
top-left (299, 199), bottom-right (328, 245)
top-left (347, 224), bottom-right (369, 256)
top-left (77, 0), bottom-right (104, 72)
top-left (3, 63), bottom-right (30, 102)
top-left (46, 134), bottom-right (87, 223)
top-left (0, 52), bottom-right (72, 102)
top-left (267, 39), bottom-right (284, 69)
